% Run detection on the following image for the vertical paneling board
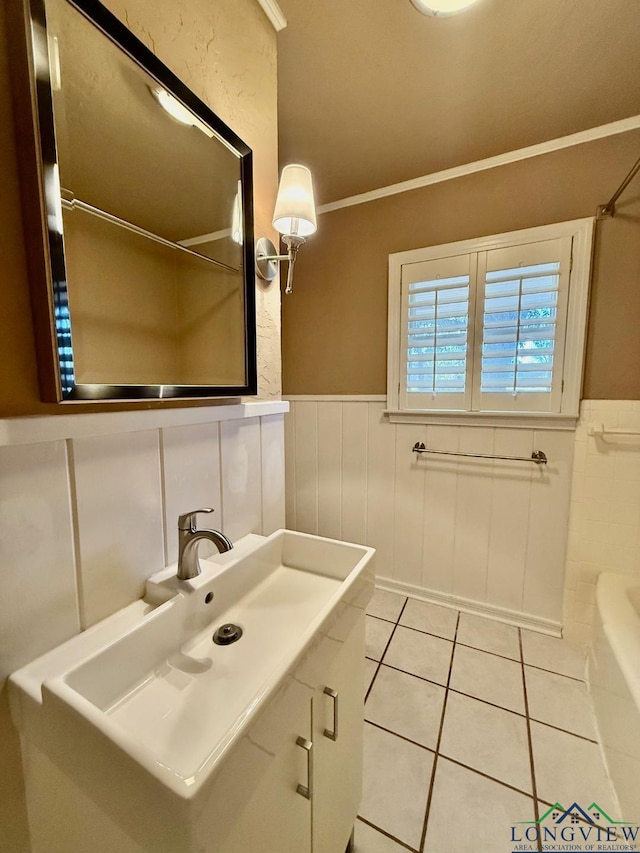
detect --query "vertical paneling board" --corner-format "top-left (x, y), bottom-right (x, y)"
top-left (161, 422), bottom-right (222, 563)
top-left (366, 403), bottom-right (396, 577)
top-left (523, 430), bottom-right (574, 622)
top-left (0, 441), bottom-right (79, 684)
top-left (72, 430), bottom-right (164, 628)
top-left (486, 429), bottom-right (533, 612)
top-left (293, 402), bottom-right (319, 534)
top-left (452, 427), bottom-right (494, 603)
top-left (392, 423), bottom-right (427, 586)
top-left (341, 403), bottom-right (369, 545)
top-left (260, 414), bottom-right (286, 535)
top-left (421, 425), bottom-right (459, 595)
top-left (317, 402), bottom-right (342, 540)
top-left (284, 406), bottom-right (297, 529)
top-left (220, 417), bottom-right (263, 542)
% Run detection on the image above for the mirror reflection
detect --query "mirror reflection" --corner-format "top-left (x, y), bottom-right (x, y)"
top-left (40, 0), bottom-right (255, 394)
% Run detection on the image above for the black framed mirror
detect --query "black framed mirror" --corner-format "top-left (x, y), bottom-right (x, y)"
top-left (11, 0), bottom-right (257, 401)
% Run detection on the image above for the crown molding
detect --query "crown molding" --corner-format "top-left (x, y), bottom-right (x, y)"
top-left (318, 115), bottom-right (640, 215)
top-left (256, 0), bottom-right (287, 31)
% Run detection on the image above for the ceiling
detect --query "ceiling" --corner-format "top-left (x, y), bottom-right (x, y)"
top-left (277, 0), bottom-right (640, 206)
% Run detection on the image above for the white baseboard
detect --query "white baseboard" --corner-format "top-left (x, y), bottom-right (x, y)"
top-left (375, 576), bottom-right (562, 637)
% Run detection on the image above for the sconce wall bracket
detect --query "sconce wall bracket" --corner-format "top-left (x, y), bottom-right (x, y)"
top-left (256, 237), bottom-right (282, 281)
top-left (256, 235), bottom-right (305, 294)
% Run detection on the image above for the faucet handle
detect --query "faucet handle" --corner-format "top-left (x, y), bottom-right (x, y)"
top-left (178, 507), bottom-right (214, 531)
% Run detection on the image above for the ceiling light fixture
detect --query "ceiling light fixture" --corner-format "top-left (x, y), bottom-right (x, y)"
top-left (150, 86), bottom-right (214, 138)
top-left (410, 0), bottom-right (482, 16)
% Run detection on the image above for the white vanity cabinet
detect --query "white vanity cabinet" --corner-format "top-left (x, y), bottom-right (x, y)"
top-left (312, 616), bottom-right (365, 853)
top-left (220, 612), bottom-right (365, 853)
top-left (217, 693), bottom-right (313, 853)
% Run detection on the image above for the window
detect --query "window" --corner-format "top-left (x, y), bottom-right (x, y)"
top-left (387, 219), bottom-right (594, 422)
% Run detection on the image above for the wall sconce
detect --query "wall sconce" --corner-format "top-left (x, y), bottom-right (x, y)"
top-left (256, 164), bottom-right (317, 294)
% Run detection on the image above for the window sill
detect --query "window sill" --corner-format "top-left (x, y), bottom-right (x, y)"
top-left (384, 409), bottom-right (578, 431)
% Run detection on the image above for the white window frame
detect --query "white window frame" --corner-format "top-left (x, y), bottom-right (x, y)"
top-left (386, 218), bottom-right (595, 427)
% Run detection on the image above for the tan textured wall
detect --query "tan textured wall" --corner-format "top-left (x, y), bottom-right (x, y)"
top-left (0, 0), bottom-right (280, 416)
top-left (282, 130), bottom-right (640, 399)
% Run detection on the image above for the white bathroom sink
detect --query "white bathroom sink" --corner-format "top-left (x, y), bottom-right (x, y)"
top-left (10, 529), bottom-right (374, 801)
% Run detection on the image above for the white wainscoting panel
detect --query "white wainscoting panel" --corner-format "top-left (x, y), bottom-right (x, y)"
top-left (421, 424), bottom-right (458, 596)
top-left (161, 422), bottom-right (222, 563)
top-left (341, 402), bottom-right (369, 545)
top-left (393, 423), bottom-right (427, 588)
top-left (293, 402), bottom-right (319, 534)
top-left (317, 402), bottom-right (342, 540)
top-left (452, 427), bottom-right (494, 604)
top-left (0, 403), bottom-right (287, 664)
top-left (0, 441), bottom-right (80, 686)
top-left (220, 417), bottom-right (262, 542)
top-left (485, 429), bottom-right (533, 613)
top-left (366, 404), bottom-right (397, 581)
top-left (285, 399), bottom-right (575, 630)
top-left (523, 430), bottom-right (574, 622)
top-left (72, 430), bottom-right (165, 628)
top-left (260, 414), bottom-right (286, 535)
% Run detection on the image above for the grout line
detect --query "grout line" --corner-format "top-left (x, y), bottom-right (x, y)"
top-left (367, 611), bottom-right (586, 682)
top-left (527, 718), bottom-right (598, 745)
top-left (364, 720), bottom-right (436, 755)
top-left (365, 716), bottom-right (539, 803)
top-left (418, 610), bottom-right (461, 852)
top-left (356, 817), bottom-right (419, 853)
top-left (436, 754), bottom-right (536, 801)
top-left (524, 661), bottom-right (586, 683)
top-left (366, 658), bottom-right (596, 744)
top-left (365, 597), bottom-right (408, 704)
top-left (519, 628), bottom-right (543, 852)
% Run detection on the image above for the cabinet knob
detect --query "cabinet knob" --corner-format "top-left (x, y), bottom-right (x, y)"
top-left (323, 687), bottom-right (339, 742)
top-left (295, 736), bottom-right (313, 801)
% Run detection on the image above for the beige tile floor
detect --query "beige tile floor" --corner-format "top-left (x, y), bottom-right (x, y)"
top-left (354, 589), bottom-right (619, 853)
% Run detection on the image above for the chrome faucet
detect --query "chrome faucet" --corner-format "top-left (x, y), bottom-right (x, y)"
top-left (177, 508), bottom-right (233, 580)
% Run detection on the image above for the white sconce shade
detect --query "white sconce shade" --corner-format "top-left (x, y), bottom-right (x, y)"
top-left (410, 0), bottom-right (481, 15)
top-left (272, 164), bottom-right (317, 237)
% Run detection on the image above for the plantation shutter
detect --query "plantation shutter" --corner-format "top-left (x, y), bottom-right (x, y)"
top-left (400, 254), bottom-right (475, 411)
top-left (472, 237), bottom-right (573, 413)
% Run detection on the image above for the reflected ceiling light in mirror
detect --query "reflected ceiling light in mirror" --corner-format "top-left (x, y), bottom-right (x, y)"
top-left (149, 86), bottom-right (214, 138)
top-left (410, 0), bottom-right (481, 15)
top-left (256, 164), bottom-right (317, 294)
top-left (231, 181), bottom-right (243, 245)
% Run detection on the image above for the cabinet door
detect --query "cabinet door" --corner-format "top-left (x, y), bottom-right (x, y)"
top-left (312, 618), bottom-right (365, 853)
top-left (219, 697), bottom-right (313, 853)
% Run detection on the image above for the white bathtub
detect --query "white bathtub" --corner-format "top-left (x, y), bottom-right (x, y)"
top-left (589, 572), bottom-right (640, 819)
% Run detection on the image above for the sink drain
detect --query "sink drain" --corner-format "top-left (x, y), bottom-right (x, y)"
top-left (213, 623), bottom-right (243, 645)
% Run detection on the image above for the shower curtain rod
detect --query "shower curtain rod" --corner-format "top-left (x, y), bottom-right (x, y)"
top-left (597, 152), bottom-right (640, 220)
